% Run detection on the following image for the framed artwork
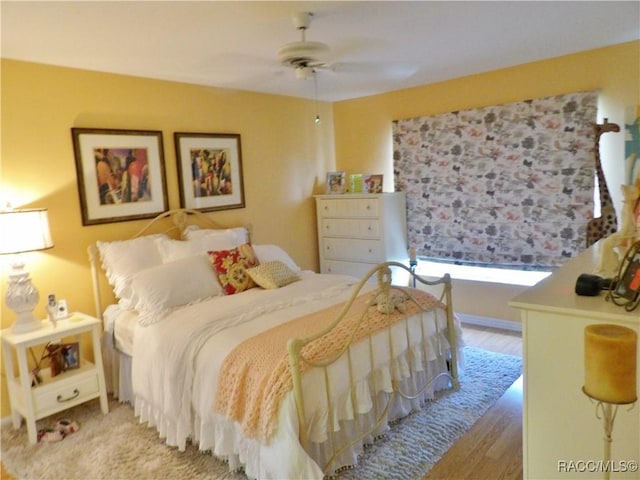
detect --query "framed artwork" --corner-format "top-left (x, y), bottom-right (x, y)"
top-left (363, 174), bottom-right (384, 193)
top-left (613, 242), bottom-right (640, 302)
top-left (349, 174), bottom-right (363, 193)
top-left (62, 342), bottom-right (80, 370)
top-left (175, 132), bottom-right (245, 212)
top-left (326, 171), bottom-right (346, 194)
top-left (71, 128), bottom-right (168, 225)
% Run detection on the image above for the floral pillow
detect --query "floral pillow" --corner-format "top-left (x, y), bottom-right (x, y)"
top-left (208, 243), bottom-right (259, 295)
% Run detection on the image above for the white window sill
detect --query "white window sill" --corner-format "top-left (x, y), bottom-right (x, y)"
top-left (413, 260), bottom-right (551, 287)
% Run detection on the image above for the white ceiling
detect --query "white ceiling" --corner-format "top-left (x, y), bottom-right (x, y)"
top-left (2, 1), bottom-right (639, 102)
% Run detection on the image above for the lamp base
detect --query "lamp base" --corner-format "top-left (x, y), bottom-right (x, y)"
top-left (11, 313), bottom-right (42, 334)
top-left (5, 262), bottom-right (43, 334)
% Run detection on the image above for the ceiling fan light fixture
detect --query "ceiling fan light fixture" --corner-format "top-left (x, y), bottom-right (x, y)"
top-left (295, 66), bottom-right (315, 80)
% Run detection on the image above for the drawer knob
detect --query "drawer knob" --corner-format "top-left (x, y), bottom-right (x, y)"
top-left (57, 389), bottom-right (80, 403)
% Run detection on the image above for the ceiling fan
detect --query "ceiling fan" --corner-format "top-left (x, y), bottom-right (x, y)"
top-left (276, 12), bottom-right (419, 82)
top-left (277, 12), bottom-right (330, 80)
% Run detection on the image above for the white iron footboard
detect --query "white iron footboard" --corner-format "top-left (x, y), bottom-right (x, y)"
top-left (287, 261), bottom-right (459, 476)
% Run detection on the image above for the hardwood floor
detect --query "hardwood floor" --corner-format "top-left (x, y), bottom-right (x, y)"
top-left (425, 323), bottom-right (524, 480)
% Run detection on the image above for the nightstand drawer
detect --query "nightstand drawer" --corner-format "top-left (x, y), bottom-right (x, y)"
top-left (320, 218), bottom-right (380, 238)
top-left (33, 372), bottom-right (99, 417)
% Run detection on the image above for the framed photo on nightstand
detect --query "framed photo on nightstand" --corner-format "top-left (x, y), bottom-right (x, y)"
top-left (62, 343), bottom-right (80, 370)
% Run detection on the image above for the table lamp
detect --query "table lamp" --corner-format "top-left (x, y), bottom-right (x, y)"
top-left (0, 208), bottom-right (54, 333)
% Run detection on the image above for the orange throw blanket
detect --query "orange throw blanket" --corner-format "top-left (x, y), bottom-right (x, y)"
top-left (213, 288), bottom-right (444, 443)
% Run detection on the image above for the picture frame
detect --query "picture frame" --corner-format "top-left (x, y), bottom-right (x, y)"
top-left (613, 242), bottom-right (640, 302)
top-left (326, 171), bottom-right (346, 194)
top-left (349, 174), bottom-right (363, 193)
top-left (174, 132), bottom-right (245, 212)
top-left (363, 174), bottom-right (384, 193)
top-left (61, 342), bottom-right (80, 370)
top-left (71, 128), bottom-right (168, 225)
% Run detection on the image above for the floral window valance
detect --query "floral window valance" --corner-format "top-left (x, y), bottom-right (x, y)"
top-left (393, 91), bottom-right (598, 269)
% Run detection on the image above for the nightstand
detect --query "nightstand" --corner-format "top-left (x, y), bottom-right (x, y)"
top-left (1, 312), bottom-right (109, 443)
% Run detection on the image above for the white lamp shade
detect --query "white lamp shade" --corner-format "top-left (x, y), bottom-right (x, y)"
top-left (0, 209), bottom-right (54, 255)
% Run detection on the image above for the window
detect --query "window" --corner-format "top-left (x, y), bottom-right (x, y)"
top-left (393, 91), bottom-right (598, 269)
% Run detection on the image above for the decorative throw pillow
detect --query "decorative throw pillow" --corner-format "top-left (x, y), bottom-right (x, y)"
top-left (208, 243), bottom-right (259, 295)
top-left (247, 261), bottom-right (299, 289)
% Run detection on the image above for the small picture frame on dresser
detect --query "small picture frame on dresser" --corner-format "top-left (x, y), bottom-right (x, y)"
top-left (363, 174), bottom-right (383, 193)
top-left (326, 171), bottom-right (346, 194)
top-left (613, 245), bottom-right (640, 301)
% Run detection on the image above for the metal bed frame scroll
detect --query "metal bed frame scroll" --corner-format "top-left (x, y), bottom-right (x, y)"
top-left (287, 261), bottom-right (459, 476)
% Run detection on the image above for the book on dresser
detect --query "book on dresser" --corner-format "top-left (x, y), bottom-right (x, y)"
top-left (314, 192), bottom-right (408, 282)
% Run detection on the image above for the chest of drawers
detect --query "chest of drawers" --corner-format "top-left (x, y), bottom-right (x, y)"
top-left (314, 193), bottom-right (407, 280)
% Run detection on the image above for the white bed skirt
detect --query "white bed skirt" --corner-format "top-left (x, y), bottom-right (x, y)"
top-left (103, 329), bottom-right (464, 478)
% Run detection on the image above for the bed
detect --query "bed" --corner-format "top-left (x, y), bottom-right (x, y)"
top-left (88, 209), bottom-right (464, 479)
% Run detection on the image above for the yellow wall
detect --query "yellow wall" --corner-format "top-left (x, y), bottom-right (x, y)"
top-left (0, 59), bottom-right (335, 416)
top-left (333, 41), bottom-right (640, 323)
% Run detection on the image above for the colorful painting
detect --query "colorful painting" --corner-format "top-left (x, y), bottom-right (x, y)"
top-left (175, 133), bottom-right (245, 212)
top-left (72, 128), bottom-right (168, 225)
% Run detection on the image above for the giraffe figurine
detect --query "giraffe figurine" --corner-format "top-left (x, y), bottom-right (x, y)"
top-left (586, 118), bottom-right (620, 247)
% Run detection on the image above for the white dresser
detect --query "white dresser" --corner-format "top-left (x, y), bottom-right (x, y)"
top-left (314, 192), bottom-right (407, 280)
top-left (509, 242), bottom-right (639, 479)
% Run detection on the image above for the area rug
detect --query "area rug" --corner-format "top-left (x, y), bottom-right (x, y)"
top-left (1, 346), bottom-right (521, 480)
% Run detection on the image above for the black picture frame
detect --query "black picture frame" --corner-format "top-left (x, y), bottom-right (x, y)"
top-left (174, 132), bottom-right (245, 212)
top-left (71, 128), bottom-right (168, 225)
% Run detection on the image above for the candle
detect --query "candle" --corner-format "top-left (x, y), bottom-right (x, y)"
top-left (409, 247), bottom-right (416, 262)
top-left (584, 324), bottom-right (637, 404)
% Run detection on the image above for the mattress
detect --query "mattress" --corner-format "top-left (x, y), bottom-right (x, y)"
top-left (104, 304), bottom-right (137, 356)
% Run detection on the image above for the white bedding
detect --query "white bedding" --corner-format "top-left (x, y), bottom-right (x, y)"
top-left (108, 271), bottom-right (462, 479)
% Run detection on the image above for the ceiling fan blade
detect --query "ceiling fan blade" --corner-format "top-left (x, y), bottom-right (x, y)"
top-left (327, 61), bottom-right (419, 79)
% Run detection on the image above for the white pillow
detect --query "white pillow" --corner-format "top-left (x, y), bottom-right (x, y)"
top-left (184, 225), bottom-right (248, 245)
top-left (253, 244), bottom-right (301, 273)
top-left (131, 254), bottom-right (222, 321)
top-left (97, 234), bottom-right (168, 309)
top-left (155, 236), bottom-right (237, 263)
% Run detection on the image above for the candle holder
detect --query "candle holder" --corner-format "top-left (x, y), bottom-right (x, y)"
top-left (583, 323), bottom-right (638, 479)
top-left (582, 389), bottom-right (637, 480)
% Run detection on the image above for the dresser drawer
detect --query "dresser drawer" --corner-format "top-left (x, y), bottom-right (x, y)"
top-left (321, 260), bottom-right (377, 278)
top-left (320, 218), bottom-right (380, 238)
top-left (317, 198), bottom-right (379, 218)
top-left (322, 237), bottom-right (383, 263)
top-left (33, 371), bottom-right (100, 417)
